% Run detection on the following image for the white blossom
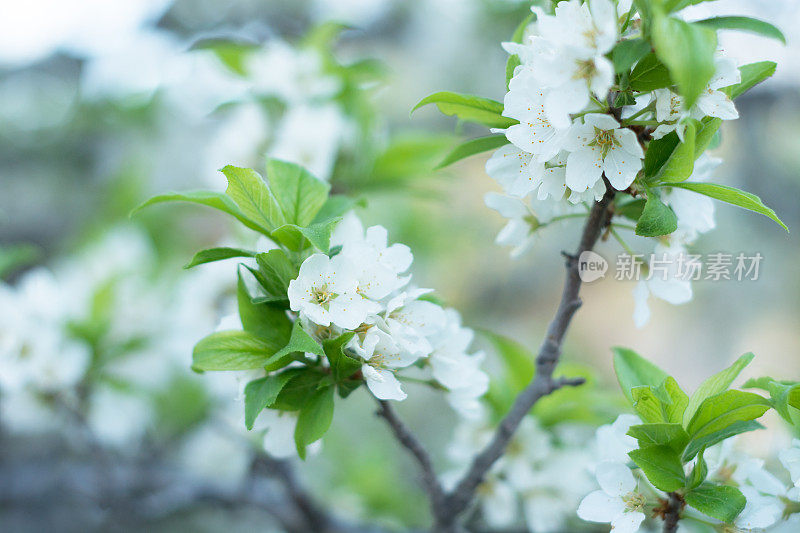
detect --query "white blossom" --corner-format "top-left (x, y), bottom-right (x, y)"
top-left (564, 114), bottom-right (644, 192)
top-left (288, 253), bottom-right (372, 330)
top-left (577, 461), bottom-right (646, 533)
top-left (484, 192), bottom-right (536, 258)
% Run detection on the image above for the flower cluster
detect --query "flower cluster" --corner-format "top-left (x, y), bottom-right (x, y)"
top-left (577, 415), bottom-right (800, 532)
top-left (287, 212), bottom-right (489, 415)
top-left (479, 0), bottom-right (747, 327)
top-left (447, 413), bottom-right (594, 532)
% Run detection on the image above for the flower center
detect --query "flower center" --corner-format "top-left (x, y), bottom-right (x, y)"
top-left (590, 127), bottom-right (619, 158)
top-left (573, 59), bottom-right (597, 82)
top-left (622, 491), bottom-right (646, 512)
top-left (312, 284), bottom-right (335, 306)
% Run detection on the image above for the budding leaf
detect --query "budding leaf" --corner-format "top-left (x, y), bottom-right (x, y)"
top-left (688, 449), bottom-right (708, 489)
top-left (632, 386), bottom-right (668, 423)
top-left (685, 483), bottom-right (746, 523)
top-left (682, 353), bottom-right (755, 426)
top-left (744, 376), bottom-right (800, 423)
top-left (412, 92), bottom-right (516, 129)
top-left (271, 218), bottom-right (339, 253)
top-left (663, 182), bottom-right (788, 232)
top-left (612, 347), bottom-right (669, 405)
top-left (635, 192), bottom-right (677, 237)
top-left (629, 445), bottom-right (686, 492)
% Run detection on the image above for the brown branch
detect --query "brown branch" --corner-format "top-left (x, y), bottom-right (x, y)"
top-left (433, 185), bottom-right (617, 531)
top-left (375, 399), bottom-right (447, 518)
top-left (662, 492), bottom-right (684, 533)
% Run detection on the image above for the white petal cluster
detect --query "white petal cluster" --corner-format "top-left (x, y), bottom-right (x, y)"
top-left (447, 414), bottom-right (594, 532)
top-left (577, 414), bottom-right (647, 533)
top-left (485, 0), bottom-right (645, 256)
top-left (288, 212), bottom-right (489, 408)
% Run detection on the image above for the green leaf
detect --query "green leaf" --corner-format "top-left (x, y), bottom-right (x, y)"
top-left (192, 330), bottom-right (277, 371)
top-left (263, 320), bottom-right (326, 371)
top-left (131, 190), bottom-right (268, 234)
top-left (412, 92), bottom-right (516, 129)
top-left (629, 445), bottom-right (686, 492)
top-left (266, 159), bottom-right (330, 227)
top-left (695, 16), bottom-right (785, 44)
top-left (726, 61), bottom-right (777, 100)
top-left (627, 423), bottom-right (690, 454)
top-left (612, 347), bottom-right (669, 405)
top-left (613, 38), bottom-right (652, 74)
top-left (644, 131), bottom-right (680, 177)
top-left (663, 0), bottom-right (716, 13)
top-left (635, 191), bottom-right (678, 236)
top-left (683, 420), bottom-right (764, 462)
top-left (693, 117), bottom-right (722, 158)
top-left (294, 385), bottom-right (335, 458)
top-left (323, 332), bottom-right (362, 384)
top-left (616, 198), bottom-right (646, 222)
top-left (629, 53), bottom-right (672, 92)
top-left (744, 377), bottom-right (800, 423)
top-left (237, 271), bottom-right (292, 348)
top-left (184, 247), bottom-right (256, 269)
top-left (222, 165), bottom-right (285, 232)
top-left (685, 483), bottom-right (746, 523)
top-left (654, 122), bottom-right (696, 183)
top-left (686, 389), bottom-right (770, 440)
top-left (632, 386), bottom-right (668, 423)
top-left (253, 249), bottom-right (297, 301)
top-left (436, 135), bottom-right (509, 169)
top-left (244, 370), bottom-right (301, 430)
top-left (272, 370), bottom-right (325, 411)
top-left (688, 449), bottom-right (708, 489)
top-left (652, 17), bottom-right (717, 108)
top-left (681, 352), bottom-right (755, 426)
top-left (663, 182), bottom-right (787, 232)
top-left (483, 331), bottom-right (536, 392)
top-left (271, 218), bottom-right (338, 252)
top-left (658, 377), bottom-right (690, 424)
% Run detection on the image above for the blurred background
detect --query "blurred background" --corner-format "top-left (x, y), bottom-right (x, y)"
top-left (1, 0), bottom-right (799, 531)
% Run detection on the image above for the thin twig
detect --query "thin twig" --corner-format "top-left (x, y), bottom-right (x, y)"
top-left (434, 184), bottom-right (617, 531)
top-left (375, 399), bottom-right (446, 517)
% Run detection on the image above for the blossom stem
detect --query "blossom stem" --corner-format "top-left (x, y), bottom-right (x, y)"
top-left (624, 120), bottom-right (659, 126)
top-left (623, 104), bottom-right (655, 123)
top-left (610, 227), bottom-right (637, 256)
top-left (434, 183), bottom-right (617, 531)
